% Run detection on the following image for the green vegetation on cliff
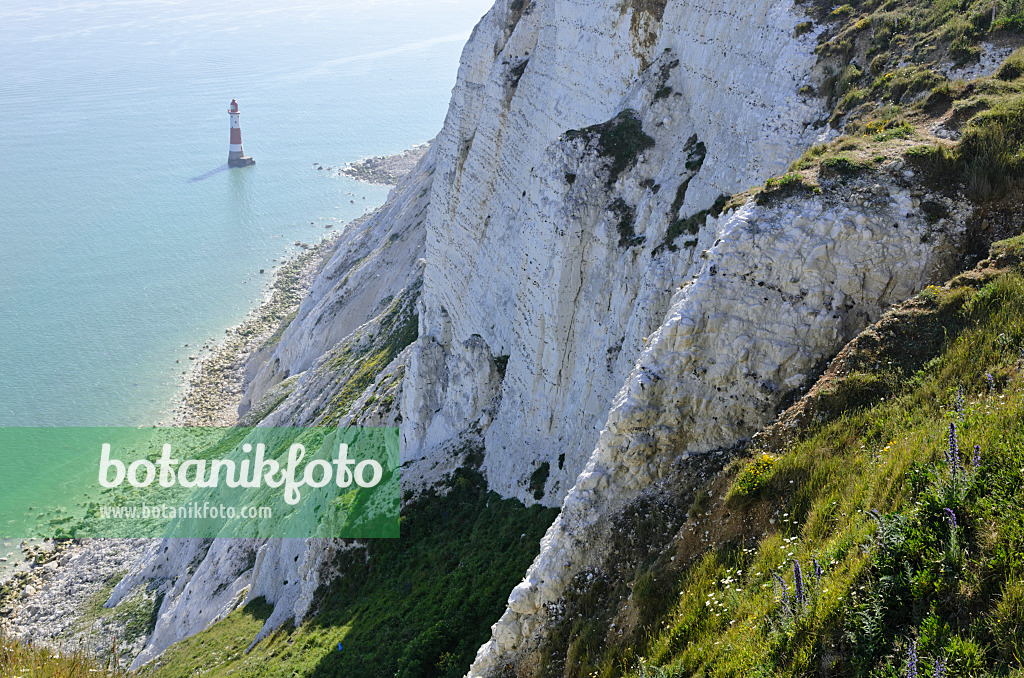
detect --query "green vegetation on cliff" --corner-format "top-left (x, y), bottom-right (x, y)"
top-left (145, 469), bottom-right (558, 678)
top-left (743, 0), bottom-right (1024, 208)
top-left (553, 237), bottom-right (1024, 678)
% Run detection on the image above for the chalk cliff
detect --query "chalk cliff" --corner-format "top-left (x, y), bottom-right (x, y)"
top-left (87, 0), bottom-right (992, 672)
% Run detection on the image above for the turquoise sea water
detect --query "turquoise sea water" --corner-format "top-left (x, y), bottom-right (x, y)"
top-left (0, 0), bottom-right (490, 427)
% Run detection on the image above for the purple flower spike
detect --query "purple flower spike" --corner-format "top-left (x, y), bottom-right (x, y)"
top-left (947, 422), bottom-right (960, 472)
top-left (907, 641), bottom-right (918, 678)
top-left (972, 444), bottom-right (981, 469)
top-left (986, 372), bottom-right (995, 393)
top-left (944, 508), bottom-right (958, 529)
top-left (813, 558), bottom-right (823, 586)
top-left (793, 559), bottom-right (805, 606)
top-left (934, 658), bottom-right (946, 678)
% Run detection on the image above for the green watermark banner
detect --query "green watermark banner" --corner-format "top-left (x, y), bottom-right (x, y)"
top-left (0, 427), bottom-right (399, 538)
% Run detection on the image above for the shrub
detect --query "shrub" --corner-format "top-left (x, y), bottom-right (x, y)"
top-left (755, 172), bottom-right (815, 205)
top-left (820, 155), bottom-right (868, 177)
top-left (530, 461), bottom-right (551, 500)
top-left (731, 453), bottom-right (778, 499)
top-left (654, 194), bottom-right (727, 255)
top-left (838, 64), bottom-right (865, 98)
top-left (949, 36), bottom-right (982, 66)
top-left (609, 197), bottom-right (644, 248)
top-left (813, 372), bottom-right (894, 418)
top-left (565, 110), bottom-right (655, 187)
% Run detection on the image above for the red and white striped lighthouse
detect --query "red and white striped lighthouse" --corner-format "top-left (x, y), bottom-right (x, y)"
top-left (227, 99), bottom-right (255, 167)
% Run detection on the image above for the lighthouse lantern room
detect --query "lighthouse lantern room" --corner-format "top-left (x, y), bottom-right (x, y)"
top-left (227, 99), bottom-right (255, 167)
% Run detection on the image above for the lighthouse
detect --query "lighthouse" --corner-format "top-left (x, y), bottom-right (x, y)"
top-left (227, 99), bottom-right (255, 167)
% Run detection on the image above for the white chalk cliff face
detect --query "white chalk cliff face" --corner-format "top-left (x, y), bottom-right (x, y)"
top-left (403, 0), bottom-right (828, 503)
top-left (106, 0), bottom-right (975, 671)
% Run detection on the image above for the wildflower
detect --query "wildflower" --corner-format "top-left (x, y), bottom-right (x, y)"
top-left (907, 641), bottom-right (918, 678)
top-left (934, 657), bottom-right (946, 678)
top-left (972, 444), bottom-right (981, 469)
top-left (813, 558), bottom-right (823, 587)
top-left (947, 422), bottom-right (960, 473)
top-left (793, 559), bottom-right (806, 607)
top-left (986, 372), bottom-right (994, 393)
top-left (943, 508), bottom-right (957, 529)
top-left (772, 572), bottom-right (789, 611)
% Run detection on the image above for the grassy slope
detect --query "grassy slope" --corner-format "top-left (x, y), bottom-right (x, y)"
top-left (567, 237), bottom-right (1024, 678)
top-left (144, 470), bottom-right (558, 678)
top-left (0, 632), bottom-right (133, 678)
top-left (741, 0), bottom-right (1024, 213)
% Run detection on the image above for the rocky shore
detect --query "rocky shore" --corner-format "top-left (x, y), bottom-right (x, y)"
top-left (0, 234), bottom-right (342, 664)
top-left (171, 235), bottom-right (339, 426)
top-left (337, 140), bottom-right (431, 185)
top-left (0, 538), bottom-right (153, 665)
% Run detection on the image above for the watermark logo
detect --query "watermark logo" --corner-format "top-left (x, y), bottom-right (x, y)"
top-left (98, 442), bottom-right (383, 503)
top-left (0, 427), bottom-right (399, 538)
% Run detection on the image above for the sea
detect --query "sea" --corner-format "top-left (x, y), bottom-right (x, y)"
top-left (0, 0), bottom-right (492, 429)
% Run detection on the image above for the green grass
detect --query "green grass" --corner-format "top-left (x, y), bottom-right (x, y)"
top-left (810, 0), bottom-right (1024, 90)
top-left (147, 469), bottom-right (558, 678)
top-left (743, 0), bottom-right (1024, 200)
top-left (906, 93), bottom-right (1024, 199)
top-left (142, 598), bottom-right (273, 677)
top-left (754, 173), bottom-right (817, 206)
top-left (653, 194), bottom-right (727, 255)
top-left (551, 237), bottom-right (1024, 678)
top-left (0, 633), bottom-right (133, 678)
top-left (74, 571), bottom-right (152, 639)
top-left (320, 283), bottom-right (420, 426)
top-left (764, 51), bottom-right (1024, 203)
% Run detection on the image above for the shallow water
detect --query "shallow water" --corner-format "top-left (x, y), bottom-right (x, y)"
top-left (0, 0), bottom-right (491, 428)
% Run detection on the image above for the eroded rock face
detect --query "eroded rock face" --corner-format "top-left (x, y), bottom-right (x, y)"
top-left (238, 145), bottom-right (434, 417)
top-left (122, 540), bottom-right (254, 670)
top-left (402, 0), bottom-right (826, 505)
top-left (119, 152), bottom-right (430, 672)
top-left (468, 182), bottom-right (967, 675)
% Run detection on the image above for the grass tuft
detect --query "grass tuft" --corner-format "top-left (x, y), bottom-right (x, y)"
top-left (0, 632), bottom-right (132, 678)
